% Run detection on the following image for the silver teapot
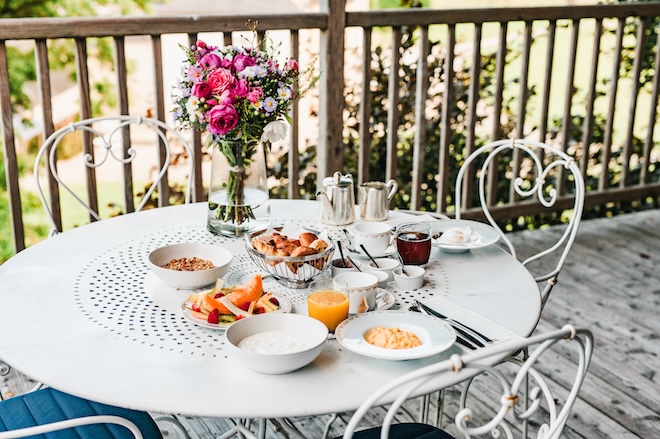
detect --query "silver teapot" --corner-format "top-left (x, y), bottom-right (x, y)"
top-left (316, 172), bottom-right (355, 225)
top-left (358, 179), bottom-right (398, 221)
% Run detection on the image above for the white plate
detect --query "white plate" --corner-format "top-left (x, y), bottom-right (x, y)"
top-left (430, 219), bottom-right (500, 253)
top-left (347, 244), bottom-right (397, 259)
top-left (375, 288), bottom-right (396, 311)
top-left (335, 310), bottom-right (456, 361)
top-left (181, 292), bottom-right (292, 330)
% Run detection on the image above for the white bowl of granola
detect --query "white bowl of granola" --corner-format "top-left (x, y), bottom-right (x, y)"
top-left (148, 243), bottom-right (232, 290)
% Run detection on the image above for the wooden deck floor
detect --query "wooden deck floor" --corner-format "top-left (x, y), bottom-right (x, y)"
top-left (2, 209), bottom-right (659, 438)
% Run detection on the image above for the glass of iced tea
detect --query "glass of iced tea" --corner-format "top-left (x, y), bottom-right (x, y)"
top-left (395, 222), bottom-right (432, 265)
top-left (307, 278), bottom-right (349, 332)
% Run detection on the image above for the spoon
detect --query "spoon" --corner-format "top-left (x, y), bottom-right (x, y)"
top-left (337, 240), bottom-right (347, 268)
top-left (359, 244), bottom-right (380, 268)
top-left (346, 255), bottom-right (361, 272)
top-left (395, 252), bottom-right (409, 276)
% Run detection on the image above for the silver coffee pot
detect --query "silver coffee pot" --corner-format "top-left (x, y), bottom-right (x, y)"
top-left (316, 172), bottom-right (355, 225)
top-left (358, 179), bottom-right (398, 221)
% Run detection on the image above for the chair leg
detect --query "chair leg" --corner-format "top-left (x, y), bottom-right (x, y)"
top-left (153, 414), bottom-right (192, 439)
top-left (322, 413), bottom-right (339, 439)
top-left (434, 388), bottom-right (446, 427)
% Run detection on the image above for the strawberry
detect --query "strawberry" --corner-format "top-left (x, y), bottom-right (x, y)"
top-left (254, 307), bottom-right (266, 314)
top-left (214, 292), bottom-right (225, 299)
top-left (269, 297), bottom-right (280, 306)
top-left (191, 303), bottom-right (201, 312)
top-left (238, 301), bottom-right (251, 311)
top-left (235, 315), bottom-right (246, 321)
top-left (207, 308), bottom-right (219, 324)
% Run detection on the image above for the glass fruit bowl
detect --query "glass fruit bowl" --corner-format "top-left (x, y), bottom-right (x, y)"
top-left (244, 229), bottom-right (335, 289)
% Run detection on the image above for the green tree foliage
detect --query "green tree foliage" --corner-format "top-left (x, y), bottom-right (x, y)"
top-left (269, 0), bottom-right (658, 228)
top-left (4, 0), bottom-right (152, 117)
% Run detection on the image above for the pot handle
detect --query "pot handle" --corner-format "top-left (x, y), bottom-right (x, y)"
top-left (386, 179), bottom-right (398, 202)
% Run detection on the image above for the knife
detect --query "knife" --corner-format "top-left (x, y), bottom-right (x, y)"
top-left (414, 300), bottom-right (493, 345)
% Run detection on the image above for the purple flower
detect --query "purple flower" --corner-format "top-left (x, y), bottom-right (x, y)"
top-left (262, 97), bottom-right (278, 113)
top-left (207, 104), bottom-right (239, 135)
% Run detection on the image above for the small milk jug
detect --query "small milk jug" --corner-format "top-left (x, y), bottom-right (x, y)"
top-left (316, 172), bottom-right (356, 225)
top-left (358, 179), bottom-right (398, 221)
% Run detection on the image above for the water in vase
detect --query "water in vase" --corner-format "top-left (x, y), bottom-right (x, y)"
top-left (207, 188), bottom-right (271, 237)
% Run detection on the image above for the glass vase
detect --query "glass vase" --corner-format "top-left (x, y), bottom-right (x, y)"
top-left (207, 139), bottom-right (271, 237)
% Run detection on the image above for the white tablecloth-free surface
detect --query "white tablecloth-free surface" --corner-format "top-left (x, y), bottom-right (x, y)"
top-left (0, 200), bottom-right (539, 418)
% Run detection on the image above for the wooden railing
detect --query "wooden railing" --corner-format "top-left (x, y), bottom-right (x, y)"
top-left (1, 0), bottom-right (659, 254)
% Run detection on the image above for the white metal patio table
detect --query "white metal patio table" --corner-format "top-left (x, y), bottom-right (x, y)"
top-left (0, 200), bottom-right (540, 421)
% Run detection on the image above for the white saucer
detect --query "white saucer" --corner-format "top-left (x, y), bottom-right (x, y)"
top-left (347, 245), bottom-right (397, 259)
top-left (180, 292), bottom-right (292, 330)
top-left (430, 219), bottom-right (500, 253)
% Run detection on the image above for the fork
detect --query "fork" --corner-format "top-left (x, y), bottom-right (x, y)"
top-left (408, 303), bottom-right (480, 350)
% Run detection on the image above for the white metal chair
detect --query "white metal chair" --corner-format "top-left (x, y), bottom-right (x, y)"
top-left (340, 324), bottom-right (594, 439)
top-left (0, 386), bottom-right (193, 439)
top-left (34, 115), bottom-right (194, 236)
top-left (455, 139), bottom-right (585, 309)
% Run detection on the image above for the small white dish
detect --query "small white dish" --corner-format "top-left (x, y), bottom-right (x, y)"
top-left (335, 310), bottom-right (456, 361)
top-left (148, 243), bottom-right (232, 289)
top-left (225, 313), bottom-right (328, 374)
top-left (430, 219), bottom-right (500, 254)
top-left (366, 269), bottom-right (389, 288)
top-left (393, 265), bottom-right (425, 291)
top-left (366, 258), bottom-right (400, 282)
top-left (181, 293), bottom-right (292, 330)
top-left (330, 258), bottom-right (362, 277)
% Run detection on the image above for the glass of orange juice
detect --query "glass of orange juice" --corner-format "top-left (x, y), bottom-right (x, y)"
top-left (308, 278), bottom-right (349, 332)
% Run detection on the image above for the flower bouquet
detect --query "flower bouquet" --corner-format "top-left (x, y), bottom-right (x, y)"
top-left (172, 32), bottom-right (317, 236)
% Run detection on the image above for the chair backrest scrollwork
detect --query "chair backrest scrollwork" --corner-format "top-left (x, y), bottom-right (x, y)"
top-left (455, 139), bottom-right (585, 307)
top-left (343, 324), bottom-right (594, 439)
top-left (34, 116), bottom-right (194, 236)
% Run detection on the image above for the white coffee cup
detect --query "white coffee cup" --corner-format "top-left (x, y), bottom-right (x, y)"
top-left (334, 272), bottom-right (378, 314)
top-left (353, 222), bottom-right (392, 256)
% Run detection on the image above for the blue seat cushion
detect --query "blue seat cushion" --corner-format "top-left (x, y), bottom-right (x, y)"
top-left (0, 387), bottom-right (162, 439)
top-left (340, 422), bottom-right (456, 439)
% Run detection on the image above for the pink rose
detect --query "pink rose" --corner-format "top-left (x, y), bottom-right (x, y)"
top-left (232, 54), bottom-right (256, 72)
top-left (217, 90), bottom-right (232, 105)
top-left (191, 82), bottom-right (212, 99)
top-left (285, 59), bottom-right (299, 73)
top-left (207, 104), bottom-right (239, 135)
top-left (200, 53), bottom-right (222, 70)
top-left (230, 79), bottom-right (249, 99)
top-left (246, 86), bottom-right (262, 103)
top-left (207, 68), bottom-right (235, 95)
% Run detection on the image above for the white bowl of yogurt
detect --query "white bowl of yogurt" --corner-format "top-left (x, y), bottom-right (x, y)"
top-left (224, 313), bottom-right (329, 374)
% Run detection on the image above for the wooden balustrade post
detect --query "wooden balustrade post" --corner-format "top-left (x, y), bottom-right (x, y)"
top-left (319, 0), bottom-right (346, 189)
